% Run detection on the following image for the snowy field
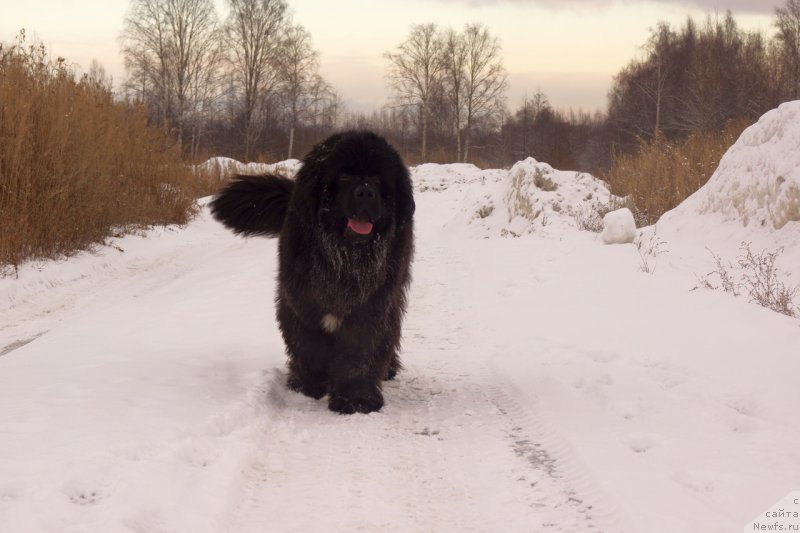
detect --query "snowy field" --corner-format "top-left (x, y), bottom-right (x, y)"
top-left (1, 103), bottom-right (799, 532)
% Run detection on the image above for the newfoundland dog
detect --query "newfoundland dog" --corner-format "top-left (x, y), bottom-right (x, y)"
top-left (210, 131), bottom-right (415, 414)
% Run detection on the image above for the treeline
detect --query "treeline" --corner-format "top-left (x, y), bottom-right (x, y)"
top-left (364, 7), bottom-right (800, 171)
top-left (602, 5), bottom-right (800, 223)
top-left (119, 0), bottom-right (339, 162)
top-left (607, 10), bottom-right (799, 150)
top-left (116, 0), bottom-right (800, 176)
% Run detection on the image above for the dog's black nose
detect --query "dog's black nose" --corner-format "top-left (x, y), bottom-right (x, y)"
top-left (353, 182), bottom-right (376, 201)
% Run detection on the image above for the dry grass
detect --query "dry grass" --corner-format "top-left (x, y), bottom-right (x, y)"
top-left (602, 121), bottom-right (749, 225)
top-left (0, 35), bottom-right (203, 271)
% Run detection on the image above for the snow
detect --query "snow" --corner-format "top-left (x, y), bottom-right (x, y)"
top-left (196, 157), bottom-right (302, 179)
top-left (2, 105), bottom-right (800, 532)
top-left (672, 101), bottom-right (800, 231)
top-left (412, 157), bottom-right (622, 238)
top-left (601, 208), bottom-right (636, 244)
top-left (657, 100), bottom-right (800, 286)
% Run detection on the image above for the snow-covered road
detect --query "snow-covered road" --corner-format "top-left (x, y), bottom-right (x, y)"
top-left (1, 162), bottom-right (799, 532)
top-left (0, 208), bottom-right (617, 532)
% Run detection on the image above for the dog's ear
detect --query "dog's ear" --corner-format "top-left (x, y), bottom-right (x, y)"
top-left (395, 168), bottom-right (415, 229)
top-left (210, 174), bottom-right (293, 237)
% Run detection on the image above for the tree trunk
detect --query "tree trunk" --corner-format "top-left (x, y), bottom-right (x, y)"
top-left (463, 117), bottom-right (471, 163)
top-left (288, 122), bottom-right (295, 159)
top-left (421, 103), bottom-right (428, 161)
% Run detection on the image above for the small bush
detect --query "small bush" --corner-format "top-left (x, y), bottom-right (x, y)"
top-left (0, 33), bottom-right (200, 269)
top-left (476, 204), bottom-right (494, 219)
top-left (574, 207), bottom-right (604, 233)
top-left (635, 228), bottom-right (667, 274)
top-left (696, 242), bottom-right (798, 317)
top-left (574, 197), bottom-right (643, 233)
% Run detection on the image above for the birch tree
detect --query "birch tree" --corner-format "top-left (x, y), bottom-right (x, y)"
top-left (442, 28), bottom-right (468, 162)
top-left (461, 24), bottom-right (506, 163)
top-left (225, 0), bottom-right (288, 159)
top-left (277, 24), bottom-right (321, 159)
top-left (121, 0), bottom-right (221, 153)
top-left (384, 24), bottom-right (445, 161)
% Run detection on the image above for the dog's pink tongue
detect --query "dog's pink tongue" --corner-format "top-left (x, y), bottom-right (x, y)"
top-left (347, 218), bottom-right (373, 235)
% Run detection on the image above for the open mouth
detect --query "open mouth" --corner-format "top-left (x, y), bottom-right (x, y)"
top-left (346, 218), bottom-right (373, 235)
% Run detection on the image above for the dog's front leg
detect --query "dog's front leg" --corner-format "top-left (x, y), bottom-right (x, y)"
top-left (327, 333), bottom-right (386, 414)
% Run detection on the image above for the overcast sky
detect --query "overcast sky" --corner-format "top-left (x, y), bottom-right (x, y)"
top-left (0, 0), bottom-right (779, 113)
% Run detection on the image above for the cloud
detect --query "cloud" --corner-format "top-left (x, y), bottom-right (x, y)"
top-left (431, 0), bottom-right (777, 15)
top-left (650, 0), bottom-right (776, 13)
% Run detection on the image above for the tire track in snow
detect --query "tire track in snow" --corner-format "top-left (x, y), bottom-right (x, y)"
top-left (226, 368), bottom-right (469, 532)
top-left (483, 379), bottom-right (623, 532)
top-left (221, 238), bottom-right (622, 532)
top-left (411, 238), bottom-right (623, 532)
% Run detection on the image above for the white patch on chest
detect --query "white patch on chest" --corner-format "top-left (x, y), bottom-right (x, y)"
top-left (321, 313), bottom-right (342, 333)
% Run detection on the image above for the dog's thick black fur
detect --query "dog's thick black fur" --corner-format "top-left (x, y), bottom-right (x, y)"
top-left (210, 131), bottom-right (414, 414)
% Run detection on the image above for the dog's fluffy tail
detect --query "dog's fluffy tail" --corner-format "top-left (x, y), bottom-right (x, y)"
top-left (209, 174), bottom-right (293, 237)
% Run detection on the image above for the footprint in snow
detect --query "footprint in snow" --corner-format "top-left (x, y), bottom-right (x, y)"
top-left (622, 432), bottom-right (662, 454)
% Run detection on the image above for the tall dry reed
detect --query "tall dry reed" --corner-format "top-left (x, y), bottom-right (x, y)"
top-left (0, 34), bottom-right (201, 270)
top-left (602, 120), bottom-right (749, 225)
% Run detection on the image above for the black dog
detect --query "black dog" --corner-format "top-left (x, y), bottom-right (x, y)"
top-left (210, 131), bottom-right (415, 414)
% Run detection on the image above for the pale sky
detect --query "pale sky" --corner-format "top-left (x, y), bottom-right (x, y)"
top-left (0, 0), bottom-right (778, 113)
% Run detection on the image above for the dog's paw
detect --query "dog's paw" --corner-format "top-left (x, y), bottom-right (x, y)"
top-left (286, 373), bottom-right (327, 400)
top-left (328, 392), bottom-right (383, 415)
top-left (384, 355), bottom-right (402, 381)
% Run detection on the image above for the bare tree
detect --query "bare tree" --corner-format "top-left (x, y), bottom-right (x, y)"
top-left (164, 0), bottom-right (220, 148)
top-left (775, 0), bottom-right (800, 98)
top-left (277, 24), bottom-right (323, 159)
top-left (225, 0), bottom-right (288, 160)
top-left (121, 0), bottom-right (221, 153)
top-left (644, 22), bottom-right (674, 138)
top-left (384, 24), bottom-right (445, 161)
top-left (442, 28), bottom-right (467, 162)
top-left (461, 24), bottom-right (507, 163)
top-left (186, 35), bottom-right (223, 159)
top-left (121, 0), bottom-right (173, 134)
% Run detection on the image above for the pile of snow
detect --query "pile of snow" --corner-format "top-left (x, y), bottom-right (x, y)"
top-left (665, 101), bottom-right (800, 230)
top-left (193, 155), bottom-right (620, 240)
top-left (657, 101), bottom-right (800, 284)
top-left (413, 158), bottom-right (621, 238)
top-left (196, 157), bottom-right (302, 180)
top-left (601, 208), bottom-right (636, 244)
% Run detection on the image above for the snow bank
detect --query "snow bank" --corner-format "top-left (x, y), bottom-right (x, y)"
top-left (196, 157), bottom-right (302, 179)
top-left (193, 155), bottom-right (618, 240)
top-left (413, 157), bottom-right (621, 238)
top-left (657, 101), bottom-right (800, 283)
top-left (663, 101), bottom-right (800, 230)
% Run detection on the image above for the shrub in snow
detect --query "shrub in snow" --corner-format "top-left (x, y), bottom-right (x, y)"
top-left (696, 242), bottom-right (798, 317)
top-left (635, 228), bottom-right (667, 274)
top-left (601, 208), bottom-right (636, 244)
top-left (575, 207), bottom-right (604, 233)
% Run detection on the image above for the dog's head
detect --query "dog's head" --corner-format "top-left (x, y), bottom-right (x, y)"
top-left (293, 131), bottom-right (414, 245)
top-left (327, 172), bottom-right (384, 242)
